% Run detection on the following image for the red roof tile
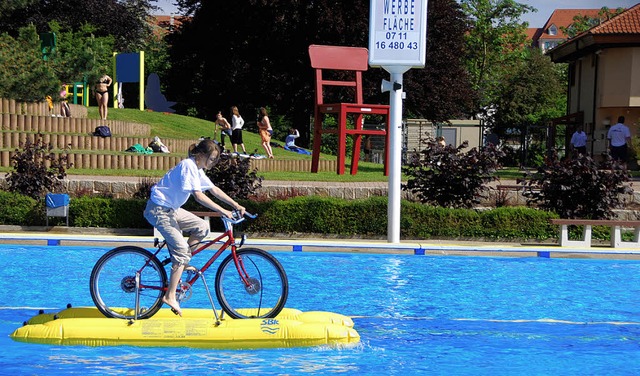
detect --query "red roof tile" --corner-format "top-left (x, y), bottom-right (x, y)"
top-left (589, 3), bottom-right (640, 34)
top-left (149, 14), bottom-right (190, 35)
top-left (526, 27), bottom-right (541, 41)
top-left (540, 9), bottom-right (603, 40)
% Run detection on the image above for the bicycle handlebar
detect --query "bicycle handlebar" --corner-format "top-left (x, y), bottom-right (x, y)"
top-left (222, 210), bottom-right (257, 225)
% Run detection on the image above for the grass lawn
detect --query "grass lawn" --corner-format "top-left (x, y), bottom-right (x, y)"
top-left (5, 106), bottom-right (596, 182)
top-left (83, 107), bottom-right (392, 181)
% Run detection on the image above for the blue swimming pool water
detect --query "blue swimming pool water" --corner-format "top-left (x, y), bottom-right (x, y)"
top-left (1, 244), bottom-right (639, 375)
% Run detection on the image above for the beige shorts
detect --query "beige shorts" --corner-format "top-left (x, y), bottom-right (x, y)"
top-left (143, 201), bottom-right (209, 266)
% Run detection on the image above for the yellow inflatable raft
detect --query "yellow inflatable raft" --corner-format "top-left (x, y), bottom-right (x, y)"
top-left (11, 307), bottom-right (360, 349)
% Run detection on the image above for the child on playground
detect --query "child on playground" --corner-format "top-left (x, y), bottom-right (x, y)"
top-left (59, 85), bottom-right (71, 117)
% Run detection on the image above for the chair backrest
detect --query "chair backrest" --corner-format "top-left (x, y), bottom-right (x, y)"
top-left (308, 44), bottom-right (369, 105)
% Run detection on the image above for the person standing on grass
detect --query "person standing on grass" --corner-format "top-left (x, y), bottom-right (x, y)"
top-left (215, 111), bottom-right (232, 148)
top-left (257, 107), bottom-right (274, 158)
top-left (143, 139), bottom-right (245, 316)
top-left (230, 106), bottom-right (247, 154)
top-left (94, 74), bottom-right (112, 120)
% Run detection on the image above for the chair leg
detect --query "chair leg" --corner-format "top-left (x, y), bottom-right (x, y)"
top-left (350, 134), bottom-right (362, 175)
top-left (337, 112), bottom-right (347, 175)
top-left (311, 120), bottom-right (323, 173)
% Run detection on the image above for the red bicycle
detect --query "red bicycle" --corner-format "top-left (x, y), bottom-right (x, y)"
top-left (89, 211), bottom-right (288, 321)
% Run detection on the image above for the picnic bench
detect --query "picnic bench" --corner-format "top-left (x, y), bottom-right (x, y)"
top-left (550, 218), bottom-right (640, 248)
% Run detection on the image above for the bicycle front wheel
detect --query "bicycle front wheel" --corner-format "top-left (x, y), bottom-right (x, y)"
top-left (215, 248), bottom-right (288, 319)
top-left (90, 246), bottom-right (167, 320)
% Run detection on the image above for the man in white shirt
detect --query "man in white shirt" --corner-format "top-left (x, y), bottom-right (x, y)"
top-left (607, 116), bottom-right (632, 164)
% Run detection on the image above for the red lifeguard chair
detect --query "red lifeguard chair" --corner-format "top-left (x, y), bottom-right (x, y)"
top-left (308, 44), bottom-right (390, 175)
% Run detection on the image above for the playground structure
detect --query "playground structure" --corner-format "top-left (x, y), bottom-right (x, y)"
top-left (61, 82), bottom-right (89, 107)
top-left (56, 51), bottom-right (146, 111)
top-left (113, 51), bottom-right (145, 111)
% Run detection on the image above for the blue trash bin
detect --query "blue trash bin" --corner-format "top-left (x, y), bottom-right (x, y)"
top-left (46, 193), bottom-right (69, 226)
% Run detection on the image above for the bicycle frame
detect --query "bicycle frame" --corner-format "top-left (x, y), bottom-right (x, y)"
top-left (140, 213), bottom-right (254, 294)
top-left (90, 210), bottom-right (287, 321)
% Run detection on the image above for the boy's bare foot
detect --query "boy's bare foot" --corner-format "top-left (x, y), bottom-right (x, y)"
top-left (184, 264), bottom-right (198, 272)
top-left (162, 296), bottom-right (182, 316)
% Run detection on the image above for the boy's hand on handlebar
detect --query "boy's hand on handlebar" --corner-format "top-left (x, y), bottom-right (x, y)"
top-left (235, 205), bottom-right (246, 218)
top-left (221, 209), bottom-right (234, 219)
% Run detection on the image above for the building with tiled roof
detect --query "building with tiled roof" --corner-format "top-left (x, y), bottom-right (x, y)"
top-left (547, 3), bottom-right (640, 158)
top-left (149, 15), bottom-right (189, 36)
top-left (529, 9), bottom-right (603, 53)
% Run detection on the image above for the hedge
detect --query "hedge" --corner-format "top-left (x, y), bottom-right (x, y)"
top-left (0, 191), bottom-right (559, 241)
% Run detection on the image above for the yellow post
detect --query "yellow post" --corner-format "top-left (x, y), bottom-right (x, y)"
top-left (139, 50), bottom-right (145, 111)
top-left (112, 52), bottom-right (117, 109)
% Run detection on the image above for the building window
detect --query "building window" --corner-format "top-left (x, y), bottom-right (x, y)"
top-left (543, 41), bottom-right (558, 52)
top-left (549, 24), bottom-right (557, 36)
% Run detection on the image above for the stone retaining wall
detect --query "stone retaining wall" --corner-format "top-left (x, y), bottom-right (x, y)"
top-left (0, 177), bottom-right (382, 200)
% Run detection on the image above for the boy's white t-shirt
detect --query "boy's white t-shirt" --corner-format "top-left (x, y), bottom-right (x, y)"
top-left (150, 157), bottom-right (214, 209)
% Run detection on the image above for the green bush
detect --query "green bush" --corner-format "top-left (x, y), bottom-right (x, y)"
top-left (206, 154), bottom-right (263, 200)
top-left (71, 196), bottom-right (148, 228)
top-left (5, 133), bottom-right (70, 199)
top-left (524, 153), bottom-right (632, 219)
top-left (403, 140), bottom-right (505, 208)
top-left (0, 191), bottom-right (39, 225)
top-left (0, 191), bottom-right (569, 241)
top-left (480, 207), bottom-right (557, 240)
top-left (402, 203), bottom-right (483, 238)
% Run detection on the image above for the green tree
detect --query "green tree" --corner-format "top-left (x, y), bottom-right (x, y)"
top-left (0, 23), bottom-right (114, 103)
top-left (166, 0), bottom-right (476, 146)
top-left (0, 25), bottom-right (58, 102)
top-left (461, 0), bottom-right (534, 117)
top-left (48, 22), bottom-right (114, 86)
top-left (166, 0), bottom-right (375, 144)
top-left (404, 0), bottom-right (477, 121)
top-left (0, 0), bottom-right (156, 52)
top-left (490, 48), bottom-right (565, 139)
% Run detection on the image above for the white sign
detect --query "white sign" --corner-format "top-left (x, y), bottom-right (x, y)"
top-left (368, 0), bottom-right (428, 68)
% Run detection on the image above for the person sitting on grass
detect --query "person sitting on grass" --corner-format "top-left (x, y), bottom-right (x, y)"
top-left (285, 128), bottom-right (300, 151)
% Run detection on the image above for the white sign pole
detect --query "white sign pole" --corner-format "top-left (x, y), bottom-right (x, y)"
top-left (385, 68), bottom-right (408, 243)
top-left (369, 0), bottom-right (428, 243)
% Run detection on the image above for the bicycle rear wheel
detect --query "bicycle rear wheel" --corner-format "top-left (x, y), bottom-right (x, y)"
top-left (215, 248), bottom-right (288, 319)
top-left (90, 246), bottom-right (167, 319)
